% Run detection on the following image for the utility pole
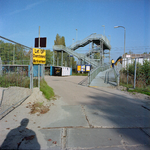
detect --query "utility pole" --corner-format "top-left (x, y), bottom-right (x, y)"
top-left (38, 26), bottom-right (40, 89)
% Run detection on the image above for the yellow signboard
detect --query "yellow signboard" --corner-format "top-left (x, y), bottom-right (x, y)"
top-left (77, 65), bottom-right (81, 71)
top-left (33, 48), bottom-right (46, 64)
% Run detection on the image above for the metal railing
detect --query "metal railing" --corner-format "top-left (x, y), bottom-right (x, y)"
top-left (53, 45), bottom-right (98, 67)
top-left (104, 68), bottom-right (118, 86)
top-left (88, 64), bottom-right (110, 85)
top-left (53, 34), bottom-right (111, 68)
top-left (69, 33), bottom-right (111, 50)
top-left (120, 56), bottom-right (150, 88)
top-left (0, 36), bottom-right (33, 119)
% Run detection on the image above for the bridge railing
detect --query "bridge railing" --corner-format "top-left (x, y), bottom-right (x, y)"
top-left (88, 64), bottom-right (110, 86)
top-left (104, 68), bottom-right (119, 86)
top-left (69, 34), bottom-right (111, 50)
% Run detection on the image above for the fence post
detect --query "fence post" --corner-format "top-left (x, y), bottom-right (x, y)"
top-left (105, 71), bottom-right (107, 83)
top-left (134, 58), bottom-right (137, 89)
top-left (0, 57), bottom-right (2, 76)
top-left (38, 65), bottom-right (40, 88)
top-left (30, 48), bottom-right (33, 90)
top-left (127, 58), bottom-right (129, 85)
top-left (107, 71), bottom-right (109, 83)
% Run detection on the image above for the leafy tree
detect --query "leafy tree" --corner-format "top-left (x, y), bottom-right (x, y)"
top-left (46, 49), bottom-right (53, 65)
top-left (129, 50), bottom-right (133, 54)
top-left (0, 40), bottom-right (30, 65)
top-left (54, 34), bottom-right (66, 46)
top-left (143, 52), bottom-right (147, 54)
top-left (94, 52), bottom-right (100, 59)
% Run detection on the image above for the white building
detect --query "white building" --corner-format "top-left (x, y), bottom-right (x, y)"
top-left (122, 54), bottom-right (150, 68)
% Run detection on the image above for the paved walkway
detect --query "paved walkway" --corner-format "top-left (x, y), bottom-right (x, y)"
top-left (90, 68), bottom-right (117, 88)
top-left (0, 76), bottom-right (150, 150)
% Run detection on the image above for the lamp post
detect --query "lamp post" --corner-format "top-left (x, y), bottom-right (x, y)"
top-left (114, 26), bottom-right (126, 60)
top-left (108, 35), bottom-right (111, 43)
top-left (102, 25), bottom-right (105, 37)
top-left (76, 29), bottom-right (78, 42)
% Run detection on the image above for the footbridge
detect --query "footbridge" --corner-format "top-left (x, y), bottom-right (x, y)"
top-left (53, 33), bottom-right (111, 68)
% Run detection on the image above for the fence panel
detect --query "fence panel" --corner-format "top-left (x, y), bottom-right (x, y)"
top-left (0, 36), bottom-right (33, 119)
top-left (120, 56), bottom-right (150, 88)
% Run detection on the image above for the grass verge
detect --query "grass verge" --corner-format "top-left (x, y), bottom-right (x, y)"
top-left (0, 74), bottom-right (55, 100)
top-left (127, 87), bottom-right (150, 96)
top-left (120, 82), bottom-right (150, 96)
top-left (72, 72), bottom-right (88, 76)
top-left (40, 79), bottom-right (55, 100)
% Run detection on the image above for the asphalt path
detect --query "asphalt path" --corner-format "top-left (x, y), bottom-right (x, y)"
top-left (45, 76), bottom-right (150, 150)
top-left (0, 75), bottom-right (150, 150)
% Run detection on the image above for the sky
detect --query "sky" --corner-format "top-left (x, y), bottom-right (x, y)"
top-left (0, 0), bottom-right (150, 61)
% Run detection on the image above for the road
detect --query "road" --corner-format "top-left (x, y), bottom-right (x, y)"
top-left (0, 75), bottom-right (150, 150)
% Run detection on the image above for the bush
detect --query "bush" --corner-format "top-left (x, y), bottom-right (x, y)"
top-left (120, 60), bottom-right (150, 87)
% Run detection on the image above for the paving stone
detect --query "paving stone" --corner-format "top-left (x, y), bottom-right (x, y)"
top-left (67, 128), bottom-right (150, 149)
top-left (44, 105), bottom-right (89, 128)
top-left (84, 105), bottom-right (150, 128)
top-left (142, 128), bottom-right (150, 137)
top-left (39, 129), bottom-right (62, 150)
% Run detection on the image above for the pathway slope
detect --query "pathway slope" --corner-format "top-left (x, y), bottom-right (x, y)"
top-left (0, 76), bottom-right (150, 150)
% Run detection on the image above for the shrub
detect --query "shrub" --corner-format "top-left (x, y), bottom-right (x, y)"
top-left (120, 59), bottom-right (150, 87)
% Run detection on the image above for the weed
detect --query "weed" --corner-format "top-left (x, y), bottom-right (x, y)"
top-left (29, 102), bottom-right (50, 114)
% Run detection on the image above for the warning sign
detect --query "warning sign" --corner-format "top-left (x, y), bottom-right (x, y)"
top-left (33, 48), bottom-right (46, 64)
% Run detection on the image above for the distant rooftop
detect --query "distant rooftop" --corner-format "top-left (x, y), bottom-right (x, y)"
top-left (123, 54), bottom-right (150, 58)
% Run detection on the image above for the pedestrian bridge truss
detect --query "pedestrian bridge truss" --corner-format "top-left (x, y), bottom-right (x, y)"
top-left (53, 33), bottom-right (111, 67)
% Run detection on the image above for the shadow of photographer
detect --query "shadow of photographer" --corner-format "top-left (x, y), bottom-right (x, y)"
top-left (1, 118), bottom-right (40, 150)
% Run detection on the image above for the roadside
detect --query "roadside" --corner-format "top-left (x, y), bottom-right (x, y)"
top-left (0, 76), bottom-right (150, 149)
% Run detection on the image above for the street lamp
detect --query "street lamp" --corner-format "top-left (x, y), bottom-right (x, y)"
top-left (102, 25), bottom-right (105, 37)
top-left (76, 29), bottom-right (78, 42)
top-left (114, 26), bottom-right (126, 60)
top-left (108, 35), bottom-right (111, 43)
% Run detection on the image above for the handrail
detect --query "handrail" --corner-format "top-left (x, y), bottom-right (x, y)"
top-left (53, 45), bottom-right (98, 67)
top-left (69, 34), bottom-right (111, 50)
top-left (88, 64), bottom-right (110, 86)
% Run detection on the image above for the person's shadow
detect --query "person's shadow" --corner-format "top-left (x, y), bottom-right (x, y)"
top-left (1, 118), bottom-right (40, 150)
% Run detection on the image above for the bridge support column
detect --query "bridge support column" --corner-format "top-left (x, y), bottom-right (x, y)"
top-left (53, 51), bottom-right (55, 66)
top-left (109, 50), bottom-right (111, 65)
top-left (61, 51), bottom-right (63, 66)
top-left (68, 54), bottom-right (70, 67)
top-left (78, 59), bottom-right (81, 65)
top-left (100, 41), bottom-right (104, 65)
top-left (65, 53), bottom-right (67, 67)
top-left (57, 51), bottom-right (59, 66)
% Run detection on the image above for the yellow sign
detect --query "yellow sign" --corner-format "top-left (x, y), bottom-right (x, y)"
top-left (33, 48), bottom-right (46, 64)
top-left (77, 65), bottom-right (81, 71)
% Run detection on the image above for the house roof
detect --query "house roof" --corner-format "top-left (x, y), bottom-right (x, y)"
top-left (123, 54), bottom-right (150, 58)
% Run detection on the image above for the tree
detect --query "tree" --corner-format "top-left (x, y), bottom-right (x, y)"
top-left (143, 52), bottom-right (147, 54)
top-left (0, 40), bottom-right (30, 65)
top-left (94, 52), bottom-right (100, 59)
top-left (129, 50), bottom-right (133, 54)
top-left (46, 49), bottom-right (53, 65)
top-left (54, 34), bottom-right (66, 46)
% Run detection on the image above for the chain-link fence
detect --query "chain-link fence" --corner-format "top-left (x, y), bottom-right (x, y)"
top-left (0, 36), bottom-right (33, 119)
top-left (120, 55), bottom-right (150, 88)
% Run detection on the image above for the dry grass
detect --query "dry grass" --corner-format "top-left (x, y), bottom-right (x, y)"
top-left (120, 73), bottom-right (147, 88)
top-left (29, 102), bottom-right (50, 115)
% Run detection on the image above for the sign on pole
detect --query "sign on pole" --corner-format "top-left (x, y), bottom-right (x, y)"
top-left (35, 37), bottom-right (47, 48)
top-left (33, 48), bottom-right (46, 64)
